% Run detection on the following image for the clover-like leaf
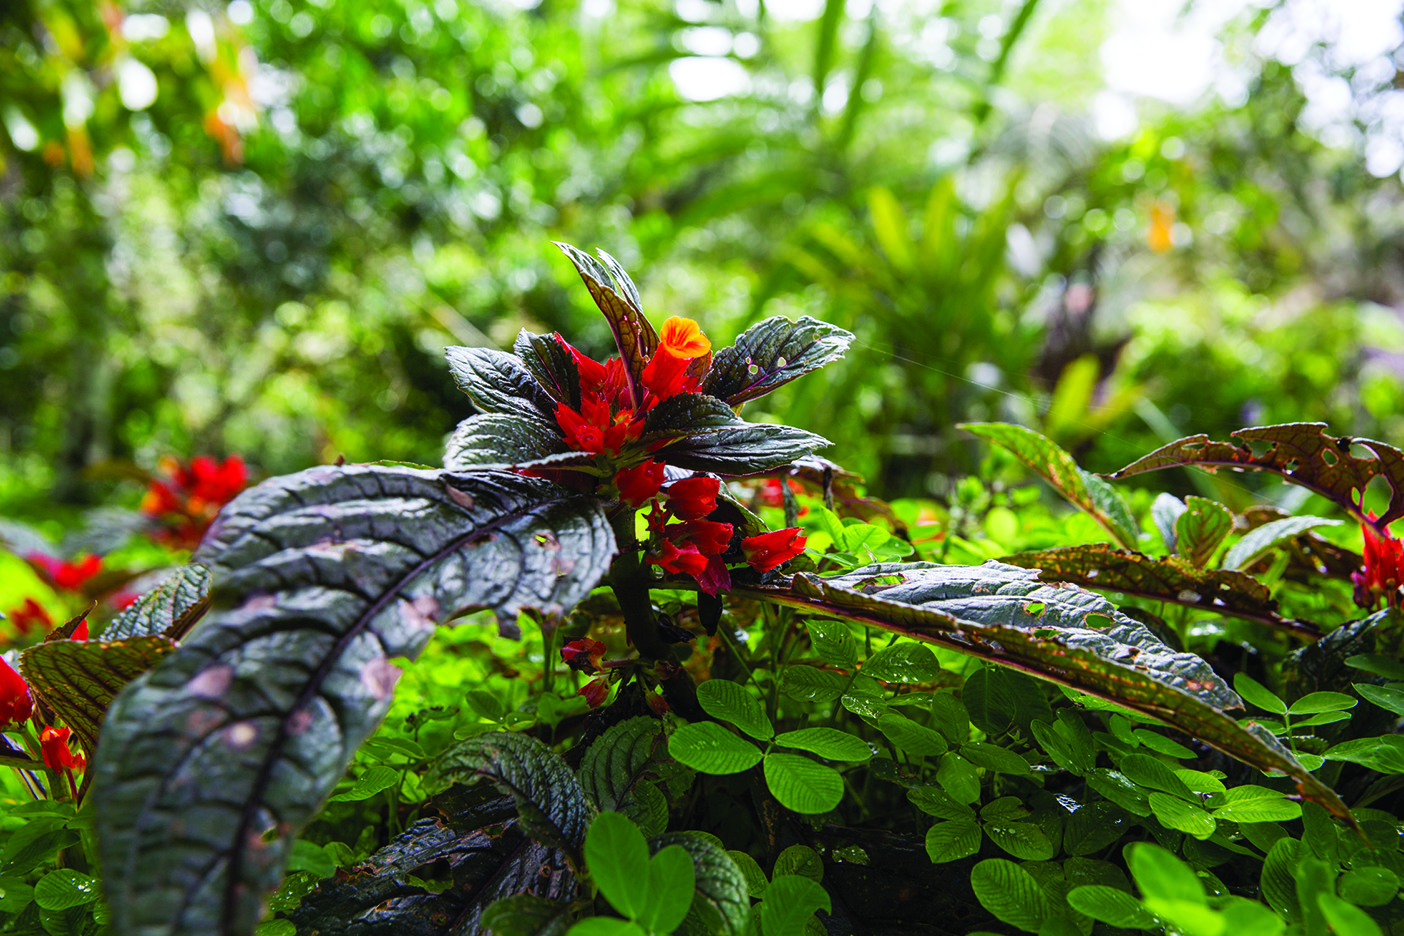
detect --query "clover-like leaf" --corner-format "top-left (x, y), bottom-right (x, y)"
top-left (95, 466), bottom-right (615, 936)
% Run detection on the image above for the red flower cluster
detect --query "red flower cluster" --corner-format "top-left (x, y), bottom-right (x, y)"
top-left (1353, 514), bottom-right (1404, 610)
top-left (7, 598), bottom-right (52, 636)
top-left (40, 726), bottom-right (84, 773)
top-left (26, 554), bottom-right (102, 593)
top-left (758, 478), bottom-right (807, 515)
top-left (143, 455), bottom-right (248, 548)
top-left (553, 317), bottom-right (712, 458)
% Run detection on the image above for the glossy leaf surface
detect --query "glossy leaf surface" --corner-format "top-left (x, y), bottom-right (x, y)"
top-left (702, 315), bottom-right (854, 405)
top-left (94, 466), bottom-right (614, 936)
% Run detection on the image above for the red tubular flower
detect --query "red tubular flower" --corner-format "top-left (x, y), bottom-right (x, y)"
top-left (664, 477), bottom-right (720, 521)
top-left (650, 539), bottom-right (709, 577)
top-left (641, 317), bottom-right (711, 403)
top-left (561, 638), bottom-right (608, 674)
top-left (143, 455), bottom-right (249, 548)
top-left (40, 726), bottom-right (85, 773)
top-left (1353, 515), bottom-right (1404, 609)
top-left (579, 677), bottom-right (610, 709)
top-left (741, 528), bottom-right (807, 573)
top-left (27, 553), bottom-right (102, 593)
top-left (615, 461), bottom-right (666, 508)
top-left (676, 519), bottom-right (733, 557)
top-left (0, 659), bottom-right (32, 726)
top-left (69, 620), bottom-right (88, 641)
top-left (8, 598), bottom-right (52, 636)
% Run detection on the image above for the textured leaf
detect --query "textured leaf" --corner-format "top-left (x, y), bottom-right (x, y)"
top-left (1222, 516), bottom-right (1341, 571)
top-left (1324, 736), bottom-right (1404, 773)
top-left (763, 754), bottom-right (843, 814)
top-left (446, 346), bottom-right (559, 422)
top-left (875, 713), bottom-right (947, 757)
top-left (33, 870), bottom-right (99, 911)
top-left (758, 875), bottom-right (831, 936)
top-left (1003, 544), bottom-right (1313, 637)
top-left (640, 393), bottom-right (747, 442)
top-left (1110, 423), bottom-right (1404, 529)
top-left (697, 680), bottom-right (772, 741)
top-left (514, 330), bottom-right (581, 411)
top-left (479, 894), bottom-right (576, 936)
top-left (774, 728), bottom-right (871, 762)
top-left (863, 642), bottom-right (940, 683)
top-left (555, 243), bottom-right (658, 407)
top-left (103, 564), bottom-right (211, 640)
top-left (958, 423), bottom-right (1137, 548)
top-left (740, 561), bottom-right (1353, 823)
top-left (1065, 886), bottom-right (1156, 929)
top-left (95, 466), bottom-right (614, 936)
top-left (970, 859), bottom-right (1054, 933)
top-left (430, 732), bottom-right (596, 863)
top-left (290, 792), bottom-right (576, 936)
top-left (1174, 497), bottom-right (1233, 567)
top-left (444, 413), bottom-right (585, 472)
top-left (702, 316), bottom-right (854, 406)
top-left (778, 666), bottom-right (848, 703)
top-left (668, 723), bottom-right (762, 774)
top-left (657, 423), bottom-right (830, 476)
top-left (924, 819), bottom-right (982, 863)
top-left (576, 717), bottom-right (671, 816)
top-left (648, 833), bottom-right (749, 936)
top-left (20, 636), bottom-right (175, 756)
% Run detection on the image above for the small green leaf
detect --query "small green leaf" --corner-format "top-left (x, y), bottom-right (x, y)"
top-left (638, 845), bottom-right (695, 935)
top-left (773, 728), bottom-right (871, 762)
top-left (728, 850), bottom-right (768, 899)
top-left (984, 821), bottom-right (1056, 861)
top-left (962, 741), bottom-right (1032, 775)
top-left (566, 918), bottom-right (648, 936)
top-left (937, 753), bottom-right (981, 804)
top-left (1063, 802), bottom-right (1132, 856)
top-left (806, 619), bottom-right (858, 667)
top-left (925, 819), bottom-right (983, 863)
top-left (1148, 793), bottom-right (1215, 840)
top-left (863, 642), bottom-right (940, 683)
top-left (1086, 768), bottom-right (1151, 817)
top-left (1066, 886), bottom-right (1157, 930)
top-left (32, 870), bottom-right (99, 911)
top-left (1119, 754), bottom-right (1195, 800)
top-left (481, 895), bottom-right (576, 936)
top-left (1339, 867), bottom-right (1399, 906)
top-left (1234, 673), bottom-right (1287, 715)
top-left (1222, 515), bottom-right (1341, 571)
top-left (1210, 787), bottom-right (1302, 824)
top-left (763, 754), bottom-right (844, 815)
top-left (1346, 654), bottom-right (1404, 680)
top-left (773, 845), bottom-right (823, 883)
top-left (0, 877), bottom-right (34, 914)
top-left (908, 786), bottom-right (977, 822)
top-left (779, 666), bottom-right (849, 703)
top-left (669, 723), bottom-right (763, 775)
top-left (697, 680), bottom-right (773, 741)
top-left (970, 858), bottom-right (1054, 933)
top-left (586, 812), bottom-right (650, 921)
top-left (1324, 736), bottom-right (1404, 774)
top-left (1175, 497), bottom-right (1234, 568)
top-left (1287, 692), bottom-right (1357, 715)
top-left (930, 693), bottom-right (971, 744)
top-left (759, 875), bottom-right (831, 936)
top-left (1260, 838), bottom-right (1302, 917)
top-left (328, 765), bottom-right (401, 802)
top-left (1354, 683), bottom-right (1404, 716)
top-left (1132, 731), bottom-right (1195, 759)
top-left (1173, 769), bottom-right (1226, 794)
top-left (286, 840), bottom-right (336, 878)
top-left (840, 674), bottom-right (888, 718)
top-left (876, 713), bottom-right (948, 757)
top-left (1127, 843), bottom-right (1204, 905)
top-left (1319, 894), bottom-right (1384, 936)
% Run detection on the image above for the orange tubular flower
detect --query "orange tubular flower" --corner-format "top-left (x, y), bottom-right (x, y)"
top-left (1353, 516), bottom-right (1404, 610)
top-left (0, 659), bottom-right (32, 727)
top-left (641, 317), bottom-right (711, 403)
top-left (741, 528), bottom-right (807, 573)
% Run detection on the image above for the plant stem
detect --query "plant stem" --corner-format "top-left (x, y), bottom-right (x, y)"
top-left (607, 508), bottom-right (669, 661)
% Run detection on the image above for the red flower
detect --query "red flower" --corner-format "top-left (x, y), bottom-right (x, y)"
top-left (675, 519), bottom-right (733, 557)
top-left (69, 620), bottom-right (89, 641)
top-left (741, 528), bottom-right (807, 572)
top-left (579, 677), bottom-right (610, 709)
top-left (8, 598), bottom-right (52, 636)
top-left (758, 478), bottom-right (808, 515)
top-left (561, 638), bottom-right (608, 674)
top-left (143, 455), bottom-right (248, 548)
top-left (27, 553), bottom-right (102, 593)
top-left (0, 658), bottom-right (32, 726)
top-left (615, 460), bottom-right (666, 508)
top-left (641, 317), bottom-right (711, 403)
top-left (40, 726), bottom-right (85, 773)
top-left (664, 477), bottom-right (720, 521)
top-left (650, 539), bottom-right (709, 578)
top-left (1353, 515), bottom-right (1404, 609)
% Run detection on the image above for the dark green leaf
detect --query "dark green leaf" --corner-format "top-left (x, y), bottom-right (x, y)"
top-left (0, 818), bottom-right (79, 877)
top-left (727, 851), bottom-right (768, 899)
top-left (930, 692), bottom-right (971, 744)
top-left (444, 413), bottom-right (582, 471)
top-left (103, 563), bottom-right (211, 640)
top-left (1063, 802), bottom-right (1131, 856)
top-left (1109, 423), bottom-right (1404, 529)
top-left (773, 728), bottom-right (871, 762)
top-left (839, 674), bottom-right (888, 718)
top-left (1260, 838), bottom-right (1302, 917)
top-left (937, 753), bottom-right (981, 804)
top-left (778, 666), bottom-right (848, 703)
top-left (95, 466), bottom-right (614, 936)
top-left (759, 875), bottom-right (831, 936)
top-left (446, 346), bottom-right (558, 421)
top-left (697, 680), bottom-right (773, 741)
top-left (669, 723), bottom-right (762, 775)
top-left (1324, 736), bottom-right (1404, 773)
top-left (19, 635), bottom-right (174, 756)
top-left (1002, 544), bottom-right (1300, 635)
top-left (577, 717), bottom-right (670, 816)
top-left (702, 316), bottom-right (853, 406)
top-left (958, 423), bottom-right (1137, 548)
top-left (431, 732), bottom-right (596, 862)
top-left (1174, 497), bottom-right (1233, 568)
top-left (983, 822), bottom-right (1055, 861)
top-left (649, 832), bottom-right (750, 936)
top-left (32, 870), bottom-right (99, 912)
top-left (772, 845), bottom-right (824, 883)
top-left (640, 393), bottom-right (747, 441)
top-left (1086, 769), bottom-right (1151, 817)
top-left (908, 786), bottom-right (977, 822)
top-left (876, 713), bottom-right (948, 757)
top-left (1338, 867), bottom-right (1398, 906)
top-left (925, 819), bottom-right (982, 863)
top-left (1223, 516), bottom-right (1341, 571)
top-left (970, 859), bottom-right (1054, 933)
top-left (806, 619), bottom-right (858, 668)
top-left (863, 642), bottom-right (940, 683)
top-left (1148, 793), bottom-right (1215, 840)
top-left (1119, 754), bottom-right (1194, 800)
top-left (763, 754), bottom-right (843, 814)
top-left (961, 741), bottom-right (1031, 775)
top-left (656, 423), bottom-right (831, 476)
top-left (514, 329), bottom-right (581, 411)
top-left (1355, 683), bottom-right (1404, 716)
top-left (480, 894), bottom-right (576, 936)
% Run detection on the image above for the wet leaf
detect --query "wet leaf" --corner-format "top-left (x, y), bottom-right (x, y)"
top-left (669, 723), bottom-right (762, 775)
top-left (1002, 544), bottom-right (1310, 637)
top-left (648, 833), bottom-right (749, 936)
top-left (925, 819), bottom-right (982, 863)
top-left (703, 316), bottom-right (854, 406)
top-left (657, 422), bottom-right (831, 476)
top-left (576, 717), bottom-right (671, 819)
top-left (763, 754), bottom-right (843, 814)
top-left (739, 560), bottom-right (1353, 824)
top-left (970, 859), bottom-right (1054, 933)
top-left (1109, 423), bottom-right (1404, 529)
top-left (103, 563), bottom-right (211, 640)
top-left (444, 413), bottom-right (587, 472)
top-left (958, 423), bottom-right (1137, 548)
top-left (95, 466), bottom-right (615, 936)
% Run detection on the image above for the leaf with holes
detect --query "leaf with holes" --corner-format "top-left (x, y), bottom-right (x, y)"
top-left (958, 423), bottom-right (1137, 548)
top-left (20, 636), bottom-right (175, 757)
top-left (94, 466), bottom-right (615, 936)
top-left (103, 564), bottom-right (211, 640)
top-left (1174, 497), bottom-right (1233, 568)
top-left (1109, 422), bottom-right (1404, 529)
top-left (1002, 544), bottom-right (1309, 637)
top-left (736, 560), bottom-right (1354, 824)
top-left (702, 315), bottom-right (854, 406)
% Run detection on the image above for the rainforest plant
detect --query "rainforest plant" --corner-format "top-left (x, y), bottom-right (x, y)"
top-left (7, 246), bottom-right (1404, 935)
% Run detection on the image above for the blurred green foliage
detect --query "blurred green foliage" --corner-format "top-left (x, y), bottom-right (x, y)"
top-left (4, 0), bottom-right (1404, 508)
